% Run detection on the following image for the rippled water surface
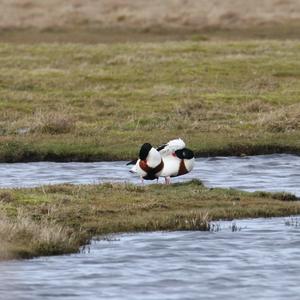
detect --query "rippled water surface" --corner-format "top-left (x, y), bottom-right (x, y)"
top-left (1, 154), bottom-right (300, 196)
top-left (1, 217), bottom-right (300, 300)
top-left (1, 154), bottom-right (300, 300)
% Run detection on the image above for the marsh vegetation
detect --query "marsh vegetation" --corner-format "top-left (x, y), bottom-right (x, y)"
top-left (0, 0), bottom-right (300, 262)
top-left (0, 180), bottom-right (299, 260)
top-left (0, 41), bottom-right (300, 161)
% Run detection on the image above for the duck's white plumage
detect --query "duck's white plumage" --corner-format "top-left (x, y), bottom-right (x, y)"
top-left (130, 146), bottom-right (163, 180)
top-left (159, 151), bottom-right (195, 178)
top-left (158, 138), bottom-right (195, 182)
top-left (128, 138), bottom-right (194, 184)
top-left (146, 148), bottom-right (162, 168)
top-left (159, 155), bottom-right (181, 177)
top-left (182, 157), bottom-right (195, 172)
top-left (158, 138), bottom-right (186, 157)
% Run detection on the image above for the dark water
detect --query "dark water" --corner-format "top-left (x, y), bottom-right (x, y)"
top-left (0, 154), bottom-right (300, 300)
top-left (1, 154), bottom-right (299, 196)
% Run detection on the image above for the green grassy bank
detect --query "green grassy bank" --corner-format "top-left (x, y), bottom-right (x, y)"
top-left (0, 180), bottom-right (299, 260)
top-left (0, 40), bottom-right (300, 162)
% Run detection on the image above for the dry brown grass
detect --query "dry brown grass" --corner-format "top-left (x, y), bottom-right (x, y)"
top-left (0, 209), bottom-right (80, 260)
top-left (243, 100), bottom-right (273, 113)
top-left (30, 110), bottom-right (76, 134)
top-left (1, 0), bottom-right (300, 31)
top-left (7, 110), bottom-right (76, 136)
top-left (258, 104), bottom-right (300, 133)
top-left (0, 192), bottom-right (15, 203)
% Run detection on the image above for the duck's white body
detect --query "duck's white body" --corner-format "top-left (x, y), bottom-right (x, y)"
top-left (160, 155), bottom-right (195, 178)
top-left (130, 147), bottom-right (163, 180)
top-left (128, 138), bottom-right (194, 184)
top-left (158, 139), bottom-right (195, 183)
top-left (159, 155), bottom-right (180, 177)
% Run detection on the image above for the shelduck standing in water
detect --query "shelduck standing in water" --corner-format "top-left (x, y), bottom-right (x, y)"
top-left (128, 138), bottom-right (195, 184)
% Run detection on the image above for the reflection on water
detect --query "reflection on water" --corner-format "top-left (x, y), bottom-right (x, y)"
top-left (0, 217), bottom-right (300, 300)
top-left (0, 154), bottom-right (299, 196)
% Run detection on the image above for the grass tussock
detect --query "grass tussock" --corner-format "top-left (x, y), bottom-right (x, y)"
top-left (243, 100), bottom-right (273, 113)
top-left (258, 104), bottom-right (300, 133)
top-left (30, 110), bottom-right (76, 134)
top-left (0, 209), bottom-right (82, 260)
top-left (0, 192), bottom-right (15, 203)
top-left (0, 180), bottom-right (300, 260)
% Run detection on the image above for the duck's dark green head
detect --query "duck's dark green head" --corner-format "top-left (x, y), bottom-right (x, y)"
top-left (175, 148), bottom-right (194, 159)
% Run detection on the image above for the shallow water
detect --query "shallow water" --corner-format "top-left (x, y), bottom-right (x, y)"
top-left (1, 217), bottom-right (300, 300)
top-left (1, 154), bottom-right (299, 196)
top-left (1, 154), bottom-right (300, 300)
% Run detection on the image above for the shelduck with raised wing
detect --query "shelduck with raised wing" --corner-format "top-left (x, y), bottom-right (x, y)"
top-left (128, 138), bottom-right (195, 184)
top-left (158, 139), bottom-right (195, 184)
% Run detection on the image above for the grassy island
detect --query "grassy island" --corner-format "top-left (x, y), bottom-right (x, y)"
top-left (0, 180), bottom-right (299, 260)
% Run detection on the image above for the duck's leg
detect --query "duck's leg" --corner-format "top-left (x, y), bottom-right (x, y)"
top-left (156, 178), bottom-right (159, 184)
top-left (140, 176), bottom-right (144, 185)
top-left (164, 177), bottom-right (171, 185)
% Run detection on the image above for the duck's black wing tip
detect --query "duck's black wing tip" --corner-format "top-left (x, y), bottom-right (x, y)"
top-left (156, 144), bottom-right (167, 152)
top-left (126, 159), bottom-right (137, 165)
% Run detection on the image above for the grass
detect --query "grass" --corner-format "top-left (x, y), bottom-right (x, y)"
top-left (0, 0), bottom-right (299, 265)
top-left (0, 210), bottom-right (79, 260)
top-left (1, 180), bottom-right (300, 260)
top-left (0, 41), bottom-right (300, 161)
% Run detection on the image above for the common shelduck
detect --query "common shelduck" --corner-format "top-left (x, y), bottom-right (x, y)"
top-left (127, 143), bottom-right (164, 183)
top-left (157, 138), bottom-right (195, 184)
top-left (128, 138), bottom-right (195, 184)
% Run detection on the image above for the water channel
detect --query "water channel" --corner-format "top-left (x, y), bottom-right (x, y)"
top-left (0, 154), bottom-right (299, 300)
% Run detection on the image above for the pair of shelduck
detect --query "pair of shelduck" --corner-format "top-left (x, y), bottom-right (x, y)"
top-left (127, 138), bottom-right (194, 184)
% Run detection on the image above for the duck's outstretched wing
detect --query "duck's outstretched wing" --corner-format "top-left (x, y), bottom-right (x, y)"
top-left (157, 138), bottom-right (186, 157)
